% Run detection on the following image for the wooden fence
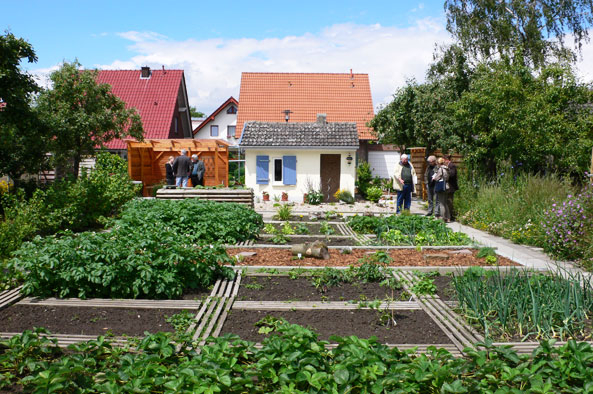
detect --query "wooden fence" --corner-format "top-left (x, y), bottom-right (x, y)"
top-left (409, 147), bottom-right (463, 200)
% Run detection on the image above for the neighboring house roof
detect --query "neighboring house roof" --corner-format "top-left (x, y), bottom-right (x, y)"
top-left (96, 69), bottom-right (186, 150)
top-left (236, 72), bottom-right (375, 140)
top-left (240, 121), bottom-right (359, 148)
top-left (193, 96), bottom-right (238, 135)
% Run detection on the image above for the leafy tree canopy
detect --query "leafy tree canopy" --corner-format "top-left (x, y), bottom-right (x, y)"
top-left (36, 61), bottom-right (144, 178)
top-left (189, 106), bottom-right (205, 118)
top-left (0, 31), bottom-right (50, 184)
top-left (445, 0), bottom-right (593, 68)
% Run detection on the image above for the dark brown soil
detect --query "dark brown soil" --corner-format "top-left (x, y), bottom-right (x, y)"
top-left (267, 223), bottom-right (340, 235)
top-left (180, 288), bottom-right (211, 300)
top-left (256, 236), bottom-right (357, 246)
top-left (238, 276), bottom-right (405, 301)
top-left (433, 275), bottom-right (455, 301)
top-left (220, 309), bottom-right (452, 344)
top-left (0, 305), bottom-right (188, 336)
top-left (229, 248), bottom-right (519, 267)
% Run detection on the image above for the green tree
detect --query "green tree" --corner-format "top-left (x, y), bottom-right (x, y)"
top-left (450, 60), bottom-right (593, 176)
top-left (190, 106), bottom-right (205, 118)
top-left (0, 32), bottom-right (50, 185)
top-left (445, 0), bottom-right (593, 68)
top-left (36, 61), bottom-right (143, 178)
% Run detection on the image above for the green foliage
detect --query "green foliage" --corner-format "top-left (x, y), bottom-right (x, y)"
top-left (294, 223), bottom-right (310, 235)
top-left (305, 190), bottom-right (323, 205)
top-left (9, 225), bottom-right (234, 299)
top-left (36, 60), bottom-right (143, 178)
top-left (476, 247), bottom-right (497, 258)
top-left (365, 186), bottom-right (383, 202)
top-left (3, 326), bottom-right (593, 392)
top-left (310, 254), bottom-right (393, 292)
top-left (455, 170), bottom-right (575, 246)
top-left (116, 198), bottom-right (263, 244)
top-left (319, 221), bottom-right (335, 236)
top-left (445, 0), bottom-right (593, 68)
top-left (348, 213), bottom-right (471, 246)
top-left (412, 277), bottom-right (437, 296)
top-left (0, 32), bottom-right (51, 182)
top-left (0, 153), bottom-right (139, 261)
top-left (274, 204), bottom-right (292, 221)
top-left (334, 189), bottom-right (355, 204)
top-left (453, 269), bottom-right (593, 340)
top-left (165, 310), bottom-right (195, 333)
top-left (355, 161), bottom-right (373, 198)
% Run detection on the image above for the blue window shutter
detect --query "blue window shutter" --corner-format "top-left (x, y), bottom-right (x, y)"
top-left (283, 155), bottom-right (296, 185)
top-left (256, 155), bottom-right (269, 184)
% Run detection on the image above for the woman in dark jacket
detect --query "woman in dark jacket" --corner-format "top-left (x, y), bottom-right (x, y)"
top-left (432, 157), bottom-right (451, 223)
top-left (165, 156), bottom-right (175, 185)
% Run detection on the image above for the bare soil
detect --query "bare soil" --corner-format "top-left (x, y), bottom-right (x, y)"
top-left (220, 309), bottom-right (452, 344)
top-left (0, 305), bottom-right (186, 336)
top-left (238, 276), bottom-right (406, 302)
top-left (229, 248), bottom-right (519, 267)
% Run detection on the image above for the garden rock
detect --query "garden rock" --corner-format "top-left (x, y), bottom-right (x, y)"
top-left (292, 241), bottom-right (330, 260)
top-left (236, 252), bottom-right (257, 258)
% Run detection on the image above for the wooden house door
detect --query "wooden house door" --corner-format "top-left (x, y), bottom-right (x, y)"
top-left (320, 154), bottom-right (341, 202)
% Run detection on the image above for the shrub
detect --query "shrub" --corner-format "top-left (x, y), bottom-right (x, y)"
top-left (116, 199), bottom-right (263, 244)
top-left (10, 225), bottom-right (234, 299)
top-left (355, 161), bottom-right (373, 198)
top-left (334, 189), bottom-right (355, 204)
top-left (365, 186), bottom-right (383, 202)
top-left (305, 190), bottom-right (323, 205)
top-left (541, 185), bottom-right (593, 261)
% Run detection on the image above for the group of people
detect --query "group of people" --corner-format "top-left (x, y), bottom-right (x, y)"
top-left (392, 153), bottom-right (458, 223)
top-left (165, 149), bottom-right (205, 188)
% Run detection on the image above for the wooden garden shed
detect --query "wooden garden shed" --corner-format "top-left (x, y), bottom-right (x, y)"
top-left (127, 139), bottom-right (229, 196)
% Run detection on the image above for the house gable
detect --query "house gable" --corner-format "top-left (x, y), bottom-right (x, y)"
top-left (192, 97), bottom-right (238, 143)
top-left (96, 68), bottom-right (192, 150)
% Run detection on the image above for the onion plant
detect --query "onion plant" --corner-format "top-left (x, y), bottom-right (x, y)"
top-left (452, 267), bottom-right (593, 340)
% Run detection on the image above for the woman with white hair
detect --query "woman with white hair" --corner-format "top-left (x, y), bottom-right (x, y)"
top-left (432, 157), bottom-right (451, 222)
top-left (392, 153), bottom-right (417, 213)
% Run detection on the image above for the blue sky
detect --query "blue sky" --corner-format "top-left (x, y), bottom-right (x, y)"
top-left (4, 1), bottom-right (593, 113)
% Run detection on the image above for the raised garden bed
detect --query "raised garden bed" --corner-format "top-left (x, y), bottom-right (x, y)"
top-left (0, 305), bottom-right (184, 336)
top-left (219, 309), bottom-right (451, 344)
top-left (238, 276), bottom-right (406, 301)
top-left (230, 248), bottom-right (519, 267)
top-left (265, 222), bottom-right (340, 235)
top-left (256, 235), bottom-right (356, 246)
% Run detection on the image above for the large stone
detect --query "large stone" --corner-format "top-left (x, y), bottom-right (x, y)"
top-left (235, 252), bottom-right (257, 258)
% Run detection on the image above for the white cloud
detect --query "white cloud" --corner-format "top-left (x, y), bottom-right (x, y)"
top-left (95, 20), bottom-right (451, 113)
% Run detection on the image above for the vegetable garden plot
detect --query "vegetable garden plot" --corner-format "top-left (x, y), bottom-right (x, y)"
top-left (229, 248), bottom-right (519, 267)
top-left (0, 304), bottom-right (185, 336)
top-left (256, 235), bottom-right (357, 246)
top-left (219, 309), bottom-right (452, 344)
top-left (265, 222), bottom-right (341, 236)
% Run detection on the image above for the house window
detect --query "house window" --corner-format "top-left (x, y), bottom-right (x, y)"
top-left (210, 125), bottom-right (219, 137)
top-left (174, 117), bottom-right (178, 134)
top-left (227, 125), bottom-right (236, 138)
top-left (273, 158), bottom-right (283, 183)
top-left (227, 106), bottom-right (237, 114)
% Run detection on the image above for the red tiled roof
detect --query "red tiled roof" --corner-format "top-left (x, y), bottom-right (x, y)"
top-left (96, 69), bottom-right (184, 150)
top-left (236, 72), bottom-right (375, 140)
top-left (193, 96), bottom-right (238, 135)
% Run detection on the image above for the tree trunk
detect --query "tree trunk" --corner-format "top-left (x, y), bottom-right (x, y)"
top-left (292, 241), bottom-right (330, 260)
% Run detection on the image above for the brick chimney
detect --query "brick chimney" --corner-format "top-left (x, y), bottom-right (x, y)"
top-left (140, 66), bottom-right (151, 79)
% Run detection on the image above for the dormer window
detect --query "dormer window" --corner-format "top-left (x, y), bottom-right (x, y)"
top-left (140, 66), bottom-right (151, 79)
top-left (226, 106), bottom-right (237, 114)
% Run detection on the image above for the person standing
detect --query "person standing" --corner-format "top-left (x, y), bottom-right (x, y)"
top-left (423, 155), bottom-right (440, 217)
top-left (393, 154), bottom-right (417, 213)
top-left (432, 157), bottom-right (451, 222)
top-left (444, 154), bottom-right (458, 221)
top-left (165, 156), bottom-right (175, 186)
top-left (172, 149), bottom-right (191, 187)
top-left (190, 154), bottom-right (205, 187)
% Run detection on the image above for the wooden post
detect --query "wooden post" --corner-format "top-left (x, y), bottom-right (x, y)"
top-left (590, 146), bottom-right (593, 177)
top-left (214, 143), bottom-right (219, 185)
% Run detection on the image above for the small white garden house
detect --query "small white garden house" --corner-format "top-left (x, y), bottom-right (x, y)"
top-left (241, 115), bottom-right (359, 202)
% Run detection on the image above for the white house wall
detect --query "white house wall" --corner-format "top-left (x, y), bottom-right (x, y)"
top-left (245, 149), bottom-right (356, 202)
top-left (193, 104), bottom-right (238, 145)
